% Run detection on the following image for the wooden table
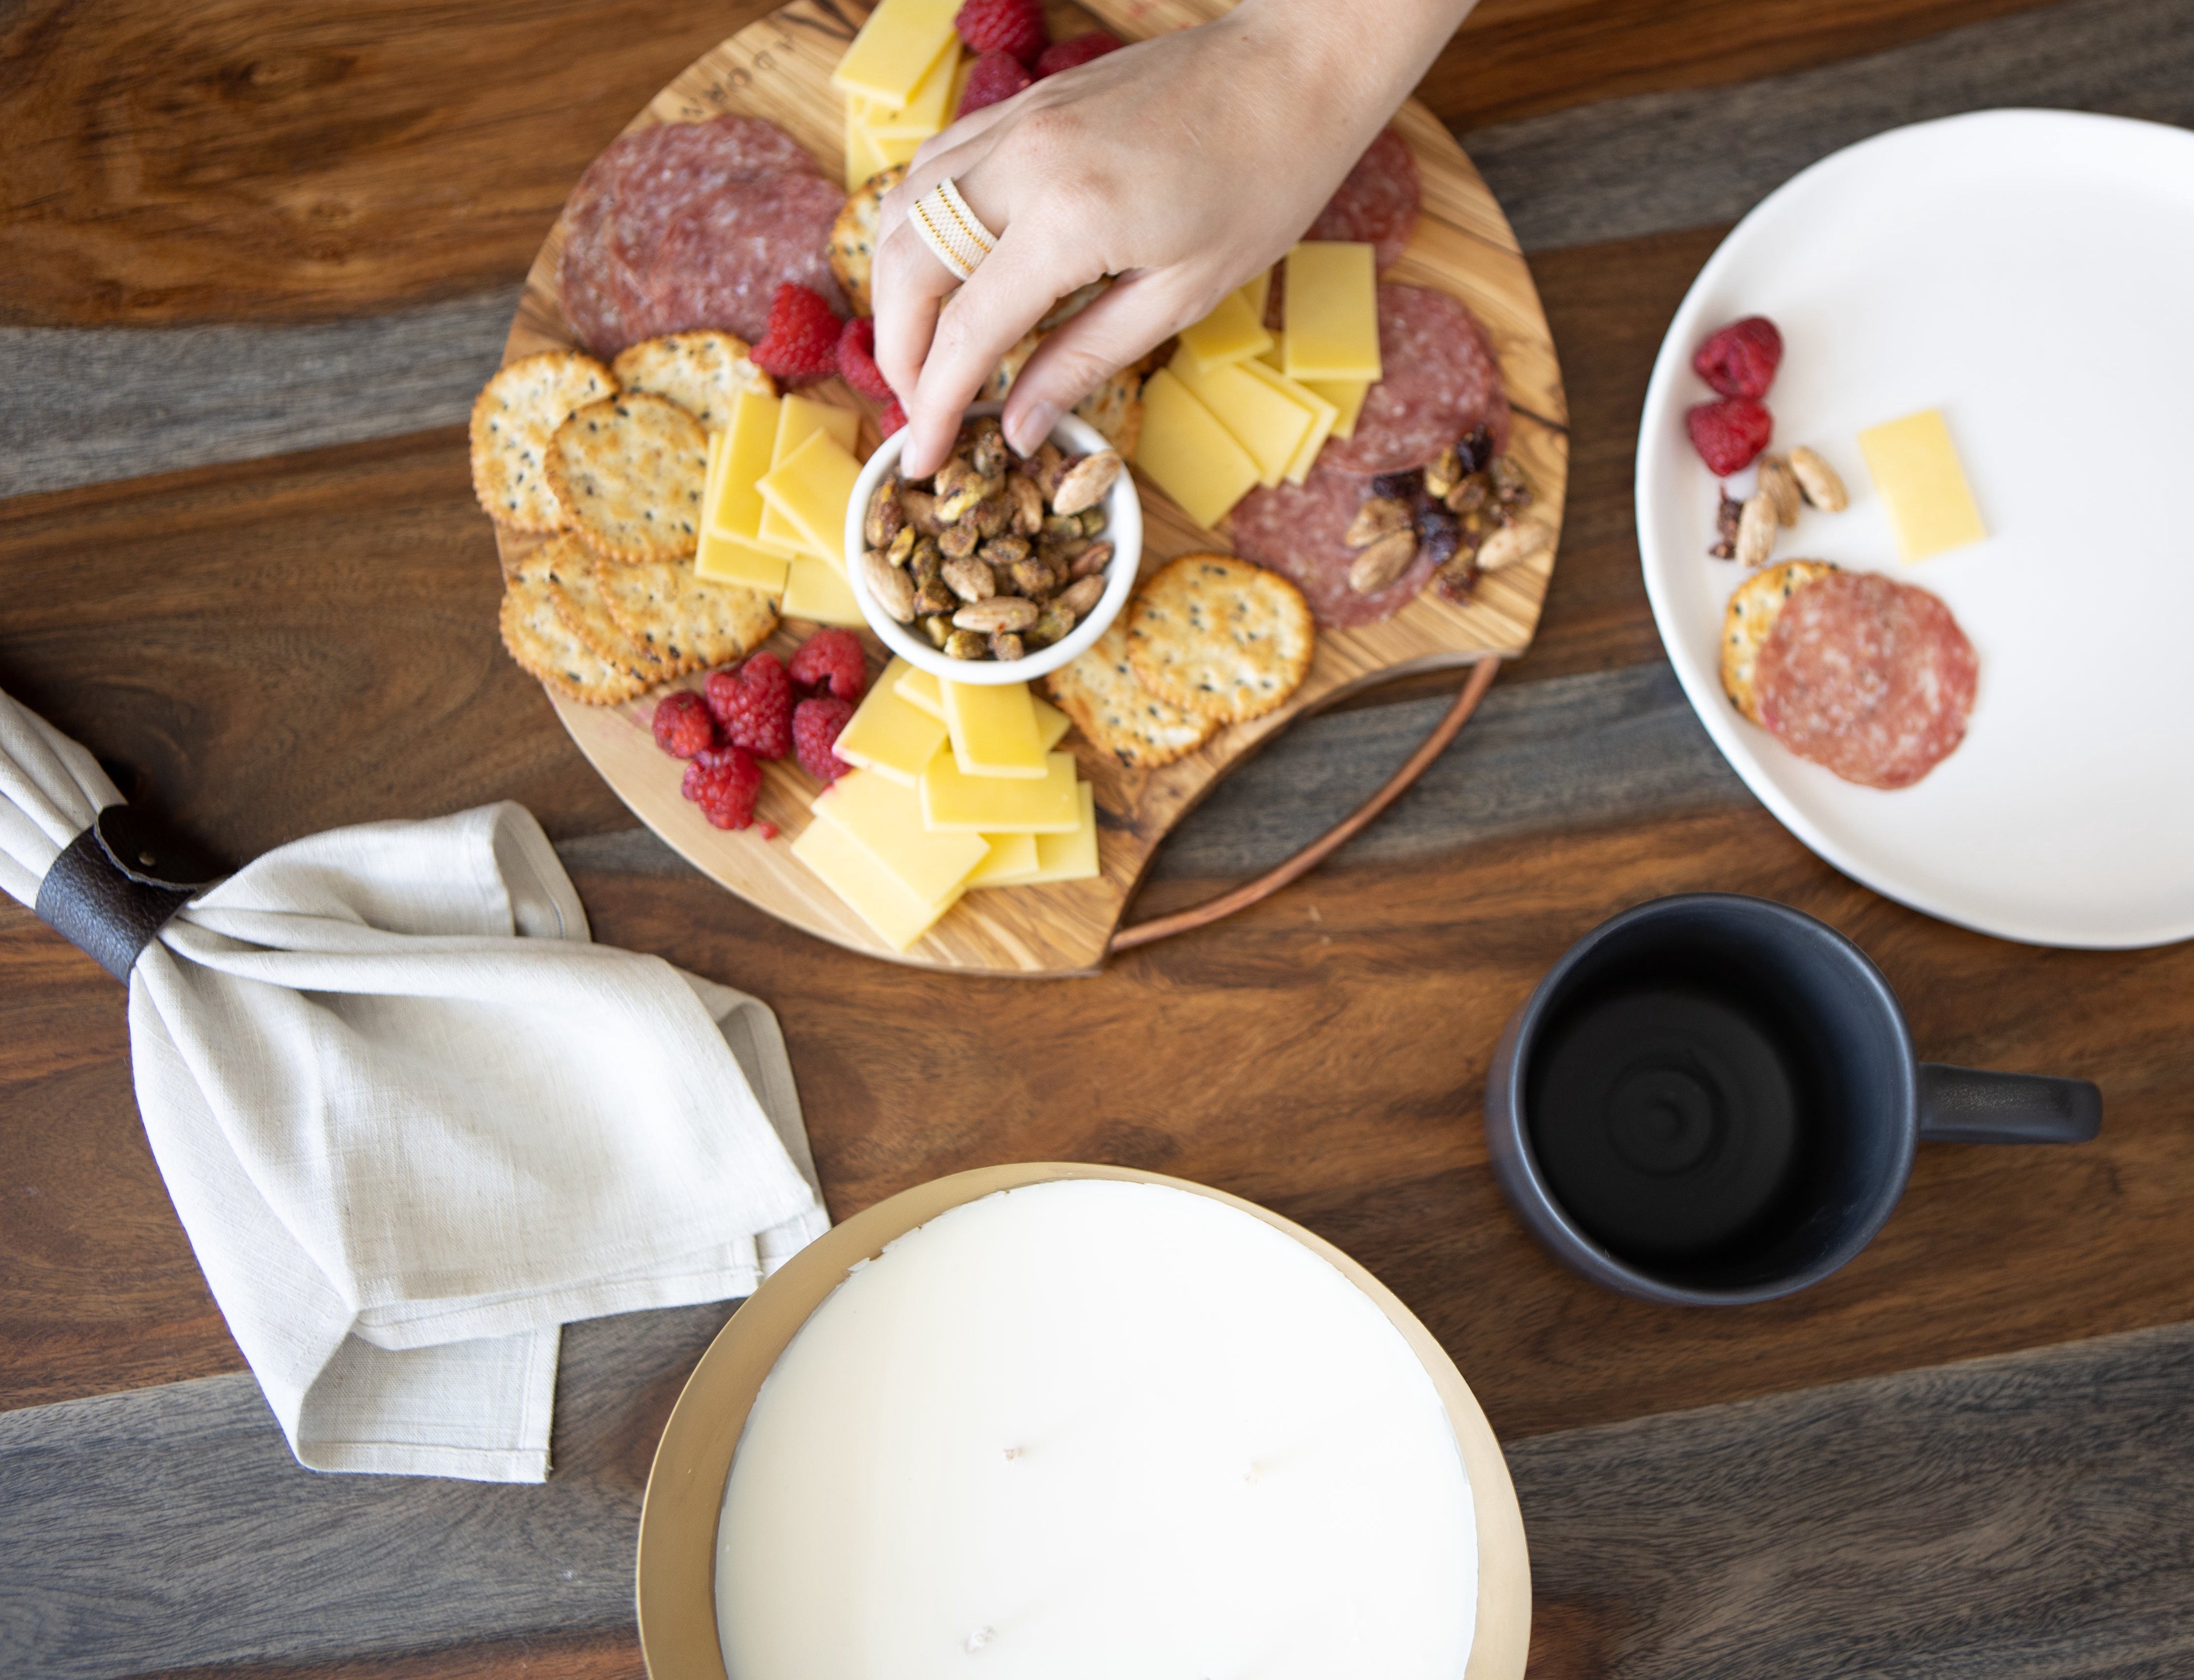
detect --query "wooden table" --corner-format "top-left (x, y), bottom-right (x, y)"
top-left (4, 0), bottom-right (2193, 1675)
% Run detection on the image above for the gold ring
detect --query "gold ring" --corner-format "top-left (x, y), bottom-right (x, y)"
top-left (908, 177), bottom-right (997, 282)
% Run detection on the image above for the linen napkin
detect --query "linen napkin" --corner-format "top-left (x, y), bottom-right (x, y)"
top-left (0, 688), bottom-right (829, 1482)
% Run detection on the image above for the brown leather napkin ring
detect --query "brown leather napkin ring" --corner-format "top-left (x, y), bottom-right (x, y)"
top-left (34, 806), bottom-right (226, 983)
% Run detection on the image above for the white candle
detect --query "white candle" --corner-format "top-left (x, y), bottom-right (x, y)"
top-left (716, 1179), bottom-right (1477, 1678)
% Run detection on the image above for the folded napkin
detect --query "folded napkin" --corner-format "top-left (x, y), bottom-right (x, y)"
top-left (0, 689), bottom-right (829, 1481)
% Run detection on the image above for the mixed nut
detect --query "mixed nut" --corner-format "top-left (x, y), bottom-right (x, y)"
top-left (859, 416), bottom-right (1123, 662)
top-left (1345, 425), bottom-right (1544, 605)
top-left (1708, 444), bottom-right (1850, 565)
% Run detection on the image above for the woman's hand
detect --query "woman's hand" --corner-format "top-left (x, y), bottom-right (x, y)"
top-left (871, 0), bottom-right (1474, 476)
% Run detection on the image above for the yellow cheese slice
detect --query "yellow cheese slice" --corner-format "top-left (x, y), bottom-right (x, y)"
top-left (829, 0), bottom-right (960, 108)
top-left (1167, 351), bottom-right (1316, 490)
top-left (1134, 368), bottom-right (1264, 530)
top-left (940, 678), bottom-right (1046, 779)
top-left (921, 751), bottom-right (1082, 833)
top-left (813, 767), bottom-right (992, 902)
top-left (858, 42), bottom-right (960, 138)
top-left (1176, 289), bottom-right (1275, 376)
top-left (832, 658), bottom-right (948, 786)
top-left (1261, 331), bottom-right (1370, 441)
top-left (1032, 694), bottom-right (1071, 752)
top-left (1234, 356), bottom-right (1338, 486)
top-left (757, 428), bottom-right (863, 569)
top-left (791, 814), bottom-right (962, 953)
top-left (965, 830), bottom-right (1041, 886)
top-left (894, 663), bottom-right (943, 721)
top-left (760, 396), bottom-right (860, 559)
top-left (781, 554), bottom-right (865, 625)
top-left (1238, 268), bottom-right (1272, 328)
top-left (695, 530), bottom-right (791, 594)
top-left (1856, 410), bottom-right (1987, 562)
top-left (844, 107), bottom-right (892, 192)
top-left (1282, 242), bottom-right (1381, 383)
top-left (709, 388), bottom-right (780, 540)
top-left (1025, 782), bottom-right (1099, 882)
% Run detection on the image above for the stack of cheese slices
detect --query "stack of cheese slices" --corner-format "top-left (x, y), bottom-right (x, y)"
top-left (832, 0), bottom-right (966, 190)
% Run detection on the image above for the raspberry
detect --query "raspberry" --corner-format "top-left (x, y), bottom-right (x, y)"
top-left (958, 49), bottom-right (1033, 116)
top-left (705, 650), bottom-right (793, 759)
top-left (789, 627), bottom-right (869, 702)
top-left (1686, 397), bottom-right (1774, 477)
top-left (793, 696), bottom-right (856, 784)
top-left (1692, 316), bottom-right (1783, 399)
top-left (878, 398), bottom-right (907, 438)
top-left (1034, 30), bottom-right (1122, 78)
top-left (955, 0), bottom-right (1046, 64)
top-left (651, 689), bottom-right (716, 758)
top-left (752, 284), bottom-right (841, 385)
top-left (681, 746), bottom-right (762, 830)
top-left (836, 316), bottom-right (894, 403)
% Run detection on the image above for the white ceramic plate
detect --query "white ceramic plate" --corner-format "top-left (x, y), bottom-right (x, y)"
top-left (1637, 110), bottom-right (2194, 949)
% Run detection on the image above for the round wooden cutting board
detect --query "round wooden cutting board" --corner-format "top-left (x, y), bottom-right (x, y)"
top-left (494, 0), bottom-right (1568, 977)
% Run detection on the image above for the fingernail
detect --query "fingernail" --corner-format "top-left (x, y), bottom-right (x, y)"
top-left (1008, 401), bottom-right (1062, 457)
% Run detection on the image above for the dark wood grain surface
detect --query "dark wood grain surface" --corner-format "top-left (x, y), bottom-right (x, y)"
top-left (4, 0), bottom-right (2191, 1674)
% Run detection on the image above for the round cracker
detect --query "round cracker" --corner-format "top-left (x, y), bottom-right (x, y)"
top-left (1045, 620), bottom-right (1215, 768)
top-left (593, 553), bottom-right (779, 675)
top-left (611, 331), bottom-right (774, 432)
top-left (498, 542), bottom-right (650, 705)
top-left (828, 162), bottom-right (907, 317)
top-left (1125, 554), bottom-right (1315, 725)
top-left (1720, 559), bottom-right (1839, 724)
top-left (545, 393), bottom-right (709, 565)
top-left (539, 533), bottom-right (660, 678)
top-left (470, 350), bottom-right (617, 533)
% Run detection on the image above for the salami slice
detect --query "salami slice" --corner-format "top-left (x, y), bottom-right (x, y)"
top-left (1306, 127), bottom-right (1421, 272)
top-left (558, 116), bottom-right (830, 357)
top-left (1318, 285), bottom-right (1510, 475)
top-left (1754, 571), bottom-right (1978, 789)
top-left (644, 171), bottom-right (849, 344)
top-left (1228, 464), bottom-right (1437, 629)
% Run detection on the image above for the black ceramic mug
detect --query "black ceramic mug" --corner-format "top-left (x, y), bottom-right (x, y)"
top-left (1484, 894), bottom-right (2100, 1305)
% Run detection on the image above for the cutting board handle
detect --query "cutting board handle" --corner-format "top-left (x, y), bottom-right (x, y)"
top-left (1109, 657), bottom-right (1501, 954)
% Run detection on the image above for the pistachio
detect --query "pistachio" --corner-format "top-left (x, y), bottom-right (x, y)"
top-left (861, 548), bottom-right (916, 622)
top-left (1344, 495), bottom-right (1412, 549)
top-left (910, 539), bottom-right (943, 585)
top-left (900, 488), bottom-right (946, 535)
top-left (1477, 518), bottom-right (1553, 573)
top-left (1028, 441), bottom-right (1070, 501)
top-left (938, 521), bottom-right (979, 560)
top-left (934, 456), bottom-right (999, 522)
top-left (1010, 556), bottom-right (1056, 597)
top-left (885, 525), bottom-right (917, 567)
top-left (913, 577), bottom-right (957, 616)
top-left (979, 534), bottom-right (1030, 568)
top-left (1446, 475), bottom-right (1490, 517)
top-left (1059, 574), bottom-right (1106, 617)
top-left (1068, 540), bottom-right (1114, 580)
top-left (1735, 492), bottom-right (1777, 568)
top-left (942, 557), bottom-right (996, 603)
top-left (1423, 446), bottom-right (1464, 500)
top-left (1051, 450), bottom-right (1122, 516)
top-left (1042, 512), bottom-right (1082, 538)
top-left (989, 632), bottom-right (1025, 662)
top-left (1076, 507), bottom-right (1108, 538)
top-left (953, 597), bottom-right (1040, 634)
top-left (1788, 446), bottom-right (1849, 512)
top-left (967, 421), bottom-right (1010, 480)
top-left (943, 629), bottom-right (989, 660)
top-left (1755, 453), bottom-right (1802, 527)
top-left (1007, 475), bottom-right (1045, 535)
top-left (1027, 602), bottom-right (1076, 647)
top-left (1347, 530), bottom-right (1419, 594)
top-left (971, 493), bottom-right (1011, 538)
top-left (920, 613), bottom-right (953, 648)
top-left (863, 481), bottom-right (903, 550)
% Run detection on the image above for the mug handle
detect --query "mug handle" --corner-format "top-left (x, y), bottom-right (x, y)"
top-left (1917, 1063), bottom-right (2101, 1144)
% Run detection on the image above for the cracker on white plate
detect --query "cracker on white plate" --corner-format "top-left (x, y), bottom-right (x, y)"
top-left (1721, 559), bottom-right (1838, 724)
top-left (545, 393), bottom-right (709, 565)
top-left (1045, 620), bottom-right (1214, 769)
top-left (1125, 554), bottom-right (1314, 725)
top-left (470, 350), bottom-right (616, 533)
top-left (498, 539), bottom-right (650, 704)
top-left (594, 554), bottom-right (779, 675)
top-left (611, 331), bottom-right (774, 431)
